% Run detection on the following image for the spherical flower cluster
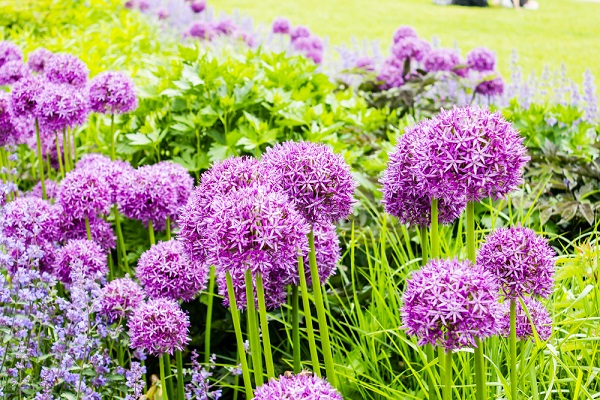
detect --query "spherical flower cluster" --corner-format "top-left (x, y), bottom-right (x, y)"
top-left (402, 258), bottom-right (501, 351)
top-left (391, 38), bottom-right (431, 62)
top-left (254, 373), bottom-right (342, 400)
top-left (477, 226), bottom-right (555, 299)
top-left (88, 71), bottom-right (138, 114)
top-left (27, 47), bottom-right (53, 73)
top-left (467, 47), bottom-right (496, 72)
top-left (137, 240), bottom-right (207, 302)
top-left (214, 19), bottom-right (236, 36)
top-left (76, 154), bottom-right (135, 203)
top-left (293, 37), bottom-right (324, 64)
top-left (28, 179), bottom-right (59, 200)
top-left (187, 21), bottom-right (214, 40)
top-left (475, 75), bottom-right (505, 97)
top-left (423, 48), bottom-right (462, 73)
top-left (206, 185), bottom-right (310, 309)
top-left (96, 277), bottom-right (145, 323)
top-left (0, 41), bottom-right (22, 67)
top-left (53, 239), bottom-right (107, 283)
top-left (392, 26), bottom-right (418, 43)
top-left (0, 60), bottom-right (30, 86)
top-left (380, 125), bottom-right (465, 226)
top-left (128, 298), bottom-right (190, 356)
top-left (57, 168), bottom-right (112, 219)
top-left (44, 53), bottom-right (89, 87)
top-left (190, 0), bottom-right (206, 13)
top-left (9, 75), bottom-right (44, 117)
top-left (0, 93), bottom-right (16, 146)
top-left (59, 214), bottom-right (116, 250)
top-left (291, 26), bottom-right (311, 42)
top-left (416, 106), bottom-right (529, 202)
top-left (378, 58), bottom-right (405, 89)
top-left (36, 83), bottom-right (89, 131)
top-left (272, 17), bottom-right (291, 34)
top-left (156, 8), bottom-right (169, 20)
top-left (498, 297), bottom-right (552, 341)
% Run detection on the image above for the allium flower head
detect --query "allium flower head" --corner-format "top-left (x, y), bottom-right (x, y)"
top-left (272, 17), bottom-right (291, 34)
top-left (293, 36), bottom-right (324, 52)
top-left (156, 8), bottom-right (169, 20)
top-left (96, 277), bottom-right (145, 323)
top-left (76, 154), bottom-right (135, 203)
top-left (206, 184), bottom-right (310, 309)
top-left (254, 373), bottom-right (342, 400)
top-left (0, 93), bottom-right (17, 146)
top-left (477, 226), bottom-right (555, 299)
top-left (53, 239), bottom-right (107, 283)
top-left (35, 83), bottom-right (89, 132)
top-left (402, 258), bottom-right (501, 351)
top-left (28, 179), bottom-right (59, 200)
top-left (423, 48), bottom-right (462, 73)
top-left (137, 240), bottom-right (208, 302)
top-left (128, 298), bottom-right (190, 356)
top-left (187, 21), bottom-right (214, 40)
top-left (190, 0), bottom-right (206, 13)
top-left (0, 41), bottom-right (22, 68)
top-left (260, 141), bottom-right (356, 224)
top-left (88, 71), bottom-right (137, 114)
top-left (59, 214), bottom-right (116, 251)
top-left (467, 47), bottom-right (496, 72)
top-left (498, 297), bottom-right (552, 341)
top-left (57, 168), bottom-right (112, 219)
top-left (392, 26), bottom-right (418, 43)
top-left (291, 26), bottom-right (311, 42)
top-left (378, 57), bottom-right (405, 89)
top-left (44, 53), bottom-right (89, 87)
top-left (214, 19), bottom-right (236, 36)
top-left (27, 47), bottom-right (53, 73)
top-left (416, 106), bottom-right (529, 202)
top-left (381, 124), bottom-right (465, 226)
top-left (392, 37), bottom-right (431, 62)
top-left (0, 60), bottom-right (30, 86)
top-left (9, 75), bottom-right (45, 117)
top-left (475, 75), bottom-right (505, 97)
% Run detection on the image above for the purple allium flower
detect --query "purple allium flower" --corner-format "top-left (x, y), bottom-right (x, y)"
top-left (0, 60), bottom-right (30, 86)
top-left (467, 47), bottom-right (496, 72)
top-left (96, 277), bottom-right (145, 323)
top-left (214, 19), bottom-right (236, 36)
top-left (187, 21), bottom-right (214, 40)
top-left (137, 240), bottom-right (208, 302)
top-left (498, 297), bottom-right (552, 341)
top-left (88, 71), bottom-right (137, 114)
top-left (156, 8), bottom-right (169, 20)
top-left (0, 41), bottom-right (22, 68)
top-left (392, 26), bottom-right (418, 44)
top-left (138, 0), bottom-right (150, 11)
top-left (206, 184), bottom-right (310, 309)
top-left (28, 179), bottom-right (59, 200)
top-left (53, 239), bottom-right (107, 283)
top-left (272, 17), bottom-right (291, 34)
top-left (190, 0), bottom-right (206, 13)
top-left (124, 0), bottom-right (135, 9)
top-left (57, 168), bottom-right (111, 219)
top-left (293, 36), bottom-right (323, 52)
top-left (378, 57), bottom-right (405, 89)
top-left (423, 48), bottom-right (462, 73)
top-left (355, 57), bottom-right (375, 71)
top-left (76, 154), bottom-right (135, 203)
top-left (475, 74), bottom-right (505, 97)
top-left (416, 106), bottom-right (530, 202)
top-left (254, 373), bottom-right (342, 400)
top-left (44, 53), bottom-right (88, 87)
top-left (128, 298), bottom-right (190, 356)
top-left (476, 226), bottom-right (555, 299)
top-left (260, 141), bottom-right (356, 224)
top-left (27, 47), bottom-right (53, 73)
top-left (380, 124), bottom-right (465, 226)
top-left (402, 258), bottom-right (501, 351)
top-left (8, 75), bottom-right (44, 118)
top-left (59, 214), bottom-right (116, 250)
top-left (35, 83), bottom-right (89, 132)
top-left (290, 26), bottom-right (311, 42)
top-left (391, 38), bottom-right (431, 62)
top-left (0, 93), bottom-right (17, 146)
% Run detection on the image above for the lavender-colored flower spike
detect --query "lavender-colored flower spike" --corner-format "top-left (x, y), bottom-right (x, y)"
top-left (36, 83), bottom-right (89, 132)
top-left (190, 0), bottom-right (206, 13)
top-left (27, 47), bottom-right (53, 73)
top-left (206, 184), bottom-right (310, 310)
top-left (477, 226), bottom-right (555, 299)
top-left (53, 239), bottom-right (108, 283)
top-left (272, 17), bottom-right (291, 34)
top-left (402, 258), bottom-right (501, 351)
top-left (381, 124), bottom-right (465, 226)
top-left (0, 41), bottom-right (22, 68)
top-left (57, 168), bottom-right (111, 219)
top-left (88, 71), bottom-right (138, 114)
top-left (392, 26), bottom-right (418, 43)
top-left (128, 298), bottom-right (190, 356)
top-left (8, 75), bottom-right (44, 118)
top-left (260, 141), bottom-right (356, 224)
top-left (254, 373), bottom-right (342, 400)
top-left (417, 106), bottom-right (529, 202)
top-left (96, 277), bottom-right (145, 323)
top-left (290, 26), bottom-right (311, 42)
top-left (467, 47), bottom-right (496, 72)
top-left (44, 53), bottom-right (89, 87)
top-left (391, 38), bottom-right (431, 62)
top-left (423, 48), bottom-right (462, 73)
top-left (59, 214), bottom-right (116, 250)
top-left (0, 60), bottom-right (30, 86)
top-left (475, 75), bottom-right (505, 97)
top-left (137, 240), bottom-right (208, 302)
top-left (582, 69), bottom-right (598, 122)
top-left (498, 297), bottom-right (552, 341)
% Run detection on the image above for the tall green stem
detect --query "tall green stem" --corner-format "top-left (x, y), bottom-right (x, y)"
top-left (291, 285), bottom-right (301, 373)
top-left (176, 350), bottom-right (185, 400)
top-left (54, 133), bottom-right (65, 179)
top-left (34, 119), bottom-right (47, 200)
top-left (110, 114), bottom-right (116, 160)
top-left (245, 270), bottom-right (263, 386)
top-left (256, 273), bottom-right (275, 379)
top-left (62, 128), bottom-right (70, 171)
top-left (113, 207), bottom-right (129, 273)
top-left (443, 351), bottom-right (453, 400)
top-left (510, 299), bottom-right (518, 400)
top-left (164, 354), bottom-right (175, 400)
top-left (308, 229), bottom-right (336, 386)
top-left (226, 272), bottom-right (254, 398)
top-left (85, 217), bottom-right (92, 241)
top-left (159, 355), bottom-right (169, 400)
top-left (166, 217), bottom-right (171, 240)
top-left (148, 221), bottom-right (156, 246)
top-left (204, 266), bottom-right (216, 364)
top-left (430, 199), bottom-right (439, 259)
top-left (298, 256), bottom-right (321, 376)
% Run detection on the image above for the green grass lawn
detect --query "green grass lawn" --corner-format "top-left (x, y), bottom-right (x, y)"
top-left (216, 0), bottom-right (600, 85)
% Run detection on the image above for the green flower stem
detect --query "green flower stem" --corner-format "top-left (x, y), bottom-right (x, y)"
top-left (226, 271), bottom-right (254, 398)
top-left (510, 299), bottom-right (518, 400)
top-left (159, 355), bottom-right (169, 400)
top-left (35, 119), bottom-right (47, 200)
top-left (148, 221), bottom-right (156, 246)
top-left (110, 114), bottom-right (116, 161)
top-left (166, 217), bottom-right (171, 240)
top-left (85, 217), bottom-right (92, 241)
top-left (443, 350), bottom-right (453, 400)
top-left (54, 133), bottom-right (65, 179)
top-left (204, 266), bottom-right (216, 364)
top-left (62, 128), bottom-right (70, 172)
top-left (164, 353), bottom-right (175, 400)
top-left (291, 284), bottom-right (301, 373)
top-left (176, 350), bottom-right (185, 400)
top-left (298, 256), bottom-right (321, 376)
top-left (256, 273), bottom-right (275, 379)
top-left (430, 199), bottom-right (439, 259)
top-left (245, 269), bottom-right (264, 386)
top-left (308, 229), bottom-right (336, 386)
top-left (425, 345), bottom-right (435, 400)
top-left (113, 207), bottom-right (129, 273)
